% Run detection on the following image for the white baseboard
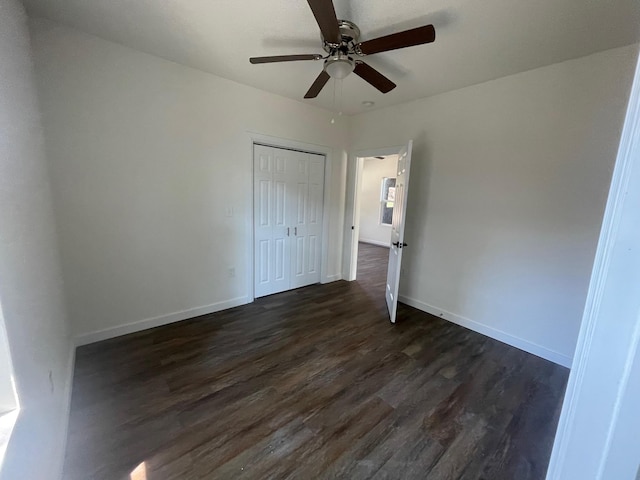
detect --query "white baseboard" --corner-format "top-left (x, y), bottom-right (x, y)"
top-left (398, 295), bottom-right (572, 368)
top-left (74, 296), bottom-right (250, 346)
top-left (56, 342), bottom-right (76, 479)
top-left (322, 274), bottom-right (342, 284)
top-left (358, 238), bottom-right (391, 248)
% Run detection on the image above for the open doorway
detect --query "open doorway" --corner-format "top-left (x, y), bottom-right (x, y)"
top-left (352, 154), bottom-right (398, 281)
top-left (351, 154), bottom-right (399, 297)
top-left (344, 146), bottom-right (402, 282)
top-left (345, 142), bottom-right (414, 323)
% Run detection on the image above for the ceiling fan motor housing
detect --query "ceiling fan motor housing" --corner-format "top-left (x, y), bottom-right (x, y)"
top-left (321, 20), bottom-right (360, 79)
top-left (323, 19), bottom-right (361, 46)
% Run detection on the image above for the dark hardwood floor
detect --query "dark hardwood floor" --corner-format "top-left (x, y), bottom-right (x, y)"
top-left (63, 242), bottom-right (568, 480)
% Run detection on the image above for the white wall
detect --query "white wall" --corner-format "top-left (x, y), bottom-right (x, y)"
top-left (349, 44), bottom-right (638, 366)
top-left (29, 19), bottom-right (349, 343)
top-left (358, 156), bottom-right (397, 247)
top-left (0, 1), bottom-right (73, 479)
top-left (546, 51), bottom-right (640, 480)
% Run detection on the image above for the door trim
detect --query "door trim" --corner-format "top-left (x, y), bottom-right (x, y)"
top-left (246, 132), bottom-right (333, 302)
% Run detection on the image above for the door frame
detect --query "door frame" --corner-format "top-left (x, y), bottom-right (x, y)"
top-left (342, 145), bottom-right (404, 281)
top-left (545, 49), bottom-right (640, 480)
top-left (247, 132), bottom-right (333, 302)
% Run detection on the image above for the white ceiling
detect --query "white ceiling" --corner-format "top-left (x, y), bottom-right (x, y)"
top-left (24, 0), bottom-right (640, 115)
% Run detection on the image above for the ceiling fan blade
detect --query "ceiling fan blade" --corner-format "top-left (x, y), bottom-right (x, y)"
top-left (250, 54), bottom-right (322, 64)
top-left (304, 71), bottom-right (331, 99)
top-left (358, 24), bottom-right (436, 55)
top-left (307, 0), bottom-right (341, 45)
top-left (354, 62), bottom-right (396, 94)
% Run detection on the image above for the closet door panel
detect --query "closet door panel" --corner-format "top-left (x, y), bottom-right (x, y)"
top-left (254, 145), bottom-right (291, 298)
top-left (254, 146), bottom-right (324, 297)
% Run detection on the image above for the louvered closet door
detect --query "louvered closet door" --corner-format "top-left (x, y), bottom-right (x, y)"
top-left (254, 145), bottom-right (325, 298)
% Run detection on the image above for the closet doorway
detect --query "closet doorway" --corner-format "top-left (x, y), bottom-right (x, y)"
top-left (253, 144), bottom-right (326, 298)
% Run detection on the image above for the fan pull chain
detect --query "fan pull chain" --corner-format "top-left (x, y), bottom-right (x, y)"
top-left (338, 78), bottom-right (343, 117)
top-left (330, 79), bottom-right (344, 125)
top-left (331, 78), bottom-right (337, 124)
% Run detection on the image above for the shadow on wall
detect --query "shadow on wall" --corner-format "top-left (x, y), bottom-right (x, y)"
top-left (397, 126), bottom-right (588, 362)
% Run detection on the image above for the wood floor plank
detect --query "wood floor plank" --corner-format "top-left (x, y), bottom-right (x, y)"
top-left (63, 242), bottom-right (568, 479)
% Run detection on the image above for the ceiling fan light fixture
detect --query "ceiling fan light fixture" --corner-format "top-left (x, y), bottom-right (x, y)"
top-left (249, 1), bottom-right (436, 99)
top-left (324, 54), bottom-right (355, 79)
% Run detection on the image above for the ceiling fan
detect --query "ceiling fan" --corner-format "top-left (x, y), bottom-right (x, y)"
top-left (249, 0), bottom-right (436, 99)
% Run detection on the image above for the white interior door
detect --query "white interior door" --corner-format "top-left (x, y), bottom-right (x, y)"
top-left (291, 153), bottom-right (325, 288)
top-left (385, 140), bottom-right (413, 323)
top-left (254, 145), bottom-right (291, 298)
top-left (254, 145), bottom-right (324, 298)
